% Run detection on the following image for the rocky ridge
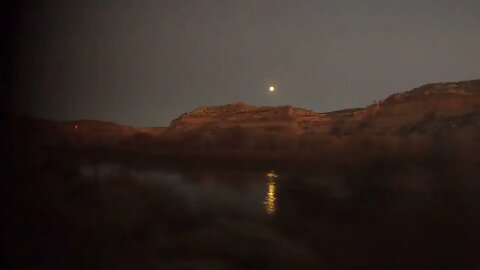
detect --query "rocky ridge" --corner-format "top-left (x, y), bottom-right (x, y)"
top-left (9, 79), bottom-right (480, 165)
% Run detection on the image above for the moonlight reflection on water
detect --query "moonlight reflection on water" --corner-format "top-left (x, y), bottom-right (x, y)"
top-left (264, 171), bottom-right (278, 215)
top-left (8, 156), bottom-right (480, 269)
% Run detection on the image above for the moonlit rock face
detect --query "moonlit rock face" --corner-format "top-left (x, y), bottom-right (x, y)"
top-left (269, 86), bottom-right (275, 92)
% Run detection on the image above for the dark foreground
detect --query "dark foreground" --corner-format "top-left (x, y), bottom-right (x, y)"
top-left (4, 150), bottom-right (480, 270)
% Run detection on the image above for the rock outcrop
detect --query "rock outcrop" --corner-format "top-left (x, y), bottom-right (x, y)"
top-left (9, 79), bottom-right (480, 165)
top-left (157, 80), bottom-right (480, 164)
top-left (167, 80), bottom-right (479, 137)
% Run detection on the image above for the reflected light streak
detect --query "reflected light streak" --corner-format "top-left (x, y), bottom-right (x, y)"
top-left (266, 171), bottom-right (278, 178)
top-left (264, 171), bottom-right (277, 215)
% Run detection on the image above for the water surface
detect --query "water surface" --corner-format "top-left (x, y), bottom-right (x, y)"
top-left (7, 159), bottom-right (480, 269)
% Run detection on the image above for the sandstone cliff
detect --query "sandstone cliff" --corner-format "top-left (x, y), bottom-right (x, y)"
top-left (165, 80), bottom-right (478, 138)
top-left (9, 79), bottom-right (480, 165)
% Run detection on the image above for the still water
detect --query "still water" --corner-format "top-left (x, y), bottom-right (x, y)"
top-left (9, 159), bottom-right (480, 269)
top-left (80, 164), bottom-right (283, 216)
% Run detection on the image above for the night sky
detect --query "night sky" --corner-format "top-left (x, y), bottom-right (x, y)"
top-left (10, 0), bottom-right (480, 127)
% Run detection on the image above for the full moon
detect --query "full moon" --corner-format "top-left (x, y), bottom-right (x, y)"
top-left (269, 86), bottom-right (275, 92)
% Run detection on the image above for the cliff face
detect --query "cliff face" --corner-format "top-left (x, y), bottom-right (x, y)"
top-left (8, 116), bottom-right (167, 149)
top-left (167, 80), bottom-right (479, 137)
top-left (168, 102), bottom-right (362, 136)
top-left (156, 80), bottom-right (480, 164)
top-left (359, 80), bottom-right (480, 135)
top-left (9, 79), bottom-right (480, 164)
top-left (169, 103), bottom-right (298, 132)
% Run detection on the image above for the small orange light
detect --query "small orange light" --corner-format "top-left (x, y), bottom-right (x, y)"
top-left (75, 124), bottom-right (78, 130)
